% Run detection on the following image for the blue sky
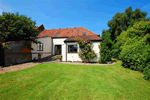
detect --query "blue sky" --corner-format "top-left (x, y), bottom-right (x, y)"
top-left (0, 0), bottom-right (150, 36)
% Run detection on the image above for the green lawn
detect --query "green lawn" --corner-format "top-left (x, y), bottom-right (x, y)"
top-left (0, 60), bottom-right (150, 100)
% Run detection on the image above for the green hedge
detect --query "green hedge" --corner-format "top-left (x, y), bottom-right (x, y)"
top-left (119, 21), bottom-right (150, 80)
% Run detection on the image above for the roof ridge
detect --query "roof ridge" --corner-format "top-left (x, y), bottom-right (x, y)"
top-left (44, 27), bottom-right (84, 30)
top-left (35, 24), bottom-right (43, 28)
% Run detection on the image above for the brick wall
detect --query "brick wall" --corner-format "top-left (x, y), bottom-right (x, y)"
top-left (4, 41), bottom-right (32, 66)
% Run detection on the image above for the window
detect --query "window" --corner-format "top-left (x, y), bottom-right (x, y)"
top-left (37, 43), bottom-right (43, 51)
top-left (83, 32), bottom-right (86, 35)
top-left (56, 34), bottom-right (58, 37)
top-left (43, 34), bottom-right (47, 37)
top-left (68, 45), bottom-right (77, 53)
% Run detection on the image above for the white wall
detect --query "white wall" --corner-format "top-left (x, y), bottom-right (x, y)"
top-left (31, 37), bottom-right (52, 59)
top-left (90, 42), bottom-right (100, 62)
top-left (66, 42), bottom-right (100, 62)
top-left (53, 38), bottom-right (67, 61)
top-left (66, 42), bottom-right (82, 62)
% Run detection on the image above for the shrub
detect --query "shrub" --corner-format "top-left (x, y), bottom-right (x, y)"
top-left (98, 30), bottom-right (112, 63)
top-left (76, 37), bottom-right (96, 63)
top-left (143, 64), bottom-right (150, 80)
top-left (119, 21), bottom-right (150, 80)
top-left (52, 55), bottom-right (62, 61)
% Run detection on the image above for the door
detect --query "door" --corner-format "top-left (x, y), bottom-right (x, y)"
top-left (55, 45), bottom-right (61, 55)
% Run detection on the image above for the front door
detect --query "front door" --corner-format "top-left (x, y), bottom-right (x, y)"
top-left (55, 45), bottom-right (61, 55)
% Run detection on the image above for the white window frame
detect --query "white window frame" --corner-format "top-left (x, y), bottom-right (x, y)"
top-left (37, 43), bottom-right (43, 51)
top-left (68, 44), bottom-right (78, 53)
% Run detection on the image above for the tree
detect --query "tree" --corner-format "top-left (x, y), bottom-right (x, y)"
top-left (98, 30), bottom-right (112, 63)
top-left (119, 21), bottom-right (150, 80)
top-left (76, 37), bottom-right (96, 63)
top-left (107, 6), bottom-right (149, 58)
top-left (0, 12), bottom-right (39, 49)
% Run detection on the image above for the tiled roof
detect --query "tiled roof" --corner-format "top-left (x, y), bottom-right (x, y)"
top-left (64, 35), bottom-right (102, 42)
top-left (37, 27), bottom-right (98, 38)
top-left (35, 24), bottom-right (44, 31)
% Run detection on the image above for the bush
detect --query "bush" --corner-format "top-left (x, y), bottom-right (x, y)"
top-left (119, 21), bottom-right (150, 80)
top-left (52, 55), bottom-right (62, 61)
top-left (98, 30), bottom-right (112, 63)
top-left (76, 37), bottom-right (96, 63)
top-left (143, 64), bottom-right (150, 80)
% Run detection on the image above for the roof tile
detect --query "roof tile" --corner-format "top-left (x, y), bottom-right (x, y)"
top-left (37, 27), bottom-right (98, 38)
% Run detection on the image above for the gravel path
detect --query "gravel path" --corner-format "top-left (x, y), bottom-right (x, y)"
top-left (0, 62), bottom-right (40, 73)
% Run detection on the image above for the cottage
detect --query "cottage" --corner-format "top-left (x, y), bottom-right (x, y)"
top-left (32, 24), bottom-right (102, 62)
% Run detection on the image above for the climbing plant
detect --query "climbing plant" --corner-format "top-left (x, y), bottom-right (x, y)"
top-left (76, 37), bottom-right (96, 63)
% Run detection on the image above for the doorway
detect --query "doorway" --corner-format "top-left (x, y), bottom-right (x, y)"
top-left (55, 45), bottom-right (61, 55)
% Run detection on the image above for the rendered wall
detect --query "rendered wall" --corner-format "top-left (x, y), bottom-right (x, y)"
top-left (31, 37), bottom-right (52, 59)
top-left (90, 42), bottom-right (100, 62)
top-left (66, 42), bottom-right (100, 62)
top-left (66, 42), bottom-right (82, 62)
top-left (52, 38), bottom-right (67, 61)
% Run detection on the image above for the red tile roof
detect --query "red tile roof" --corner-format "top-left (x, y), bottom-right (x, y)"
top-left (64, 35), bottom-right (102, 42)
top-left (37, 27), bottom-right (98, 38)
top-left (35, 24), bottom-right (44, 31)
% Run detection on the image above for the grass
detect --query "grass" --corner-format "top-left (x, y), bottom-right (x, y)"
top-left (0, 60), bottom-right (150, 100)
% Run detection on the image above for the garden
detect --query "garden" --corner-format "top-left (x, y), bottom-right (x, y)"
top-left (0, 60), bottom-right (150, 100)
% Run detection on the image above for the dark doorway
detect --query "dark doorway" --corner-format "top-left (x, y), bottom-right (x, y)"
top-left (55, 45), bottom-right (61, 55)
top-left (0, 44), bottom-right (5, 66)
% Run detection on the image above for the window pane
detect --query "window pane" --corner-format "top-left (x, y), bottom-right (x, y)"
top-left (37, 43), bottom-right (43, 51)
top-left (73, 45), bottom-right (77, 48)
top-left (41, 44), bottom-right (43, 51)
top-left (68, 45), bottom-right (77, 53)
top-left (39, 44), bottom-right (41, 50)
top-left (37, 43), bottom-right (39, 50)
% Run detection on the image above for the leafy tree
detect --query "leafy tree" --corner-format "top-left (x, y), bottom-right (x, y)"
top-left (98, 30), bottom-right (112, 63)
top-left (119, 21), bottom-right (150, 80)
top-left (76, 37), bottom-right (96, 63)
top-left (107, 6), bottom-right (149, 58)
top-left (0, 12), bottom-right (39, 49)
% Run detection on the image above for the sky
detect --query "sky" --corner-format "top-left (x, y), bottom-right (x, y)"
top-left (0, 0), bottom-right (150, 36)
